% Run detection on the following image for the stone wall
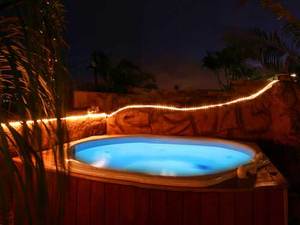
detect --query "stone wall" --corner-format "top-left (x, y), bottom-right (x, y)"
top-left (73, 80), bottom-right (270, 112)
top-left (6, 81), bottom-right (300, 152)
top-left (107, 81), bottom-right (300, 147)
top-left (5, 116), bottom-right (106, 153)
top-left (67, 117), bottom-right (106, 142)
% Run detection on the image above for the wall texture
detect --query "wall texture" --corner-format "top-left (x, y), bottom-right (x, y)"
top-left (107, 82), bottom-right (300, 147)
top-left (5, 81), bottom-right (300, 152)
top-left (73, 81), bottom-right (270, 112)
top-left (4, 116), bottom-right (106, 153)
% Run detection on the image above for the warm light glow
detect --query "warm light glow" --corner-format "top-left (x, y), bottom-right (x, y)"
top-left (291, 73), bottom-right (297, 78)
top-left (108, 80), bottom-right (279, 116)
top-left (2, 113), bottom-right (107, 128)
top-left (2, 80), bottom-right (279, 128)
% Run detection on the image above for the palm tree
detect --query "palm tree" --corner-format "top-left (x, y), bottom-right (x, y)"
top-left (111, 59), bottom-right (156, 93)
top-left (89, 51), bottom-right (112, 89)
top-left (0, 1), bottom-right (69, 225)
top-left (88, 52), bottom-right (156, 93)
top-left (229, 1), bottom-right (300, 75)
top-left (202, 46), bottom-right (261, 89)
top-left (203, 1), bottom-right (300, 84)
top-left (240, 0), bottom-right (299, 25)
top-left (202, 51), bottom-right (225, 88)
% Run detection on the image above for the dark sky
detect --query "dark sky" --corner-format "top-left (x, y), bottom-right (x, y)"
top-left (65, 0), bottom-right (300, 89)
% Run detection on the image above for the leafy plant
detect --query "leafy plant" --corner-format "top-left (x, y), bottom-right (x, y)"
top-left (224, 28), bottom-right (300, 73)
top-left (204, 0), bottom-right (300, 87)
top-left (88, 51), bottom-right (157, 93)
top-left (237, 0), bottom-right (300, 73)
top-left (0, 1), bottom-right (69, 225)
top-left (89, 51), bottom-right (111, 88)
top-left (202, 46), bottom-right (262, 89)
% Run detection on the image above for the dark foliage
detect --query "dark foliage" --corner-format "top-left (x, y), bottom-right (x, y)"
top-left (88, 51), bottom-right (157, 93)
top-left (0, 1), bottom-right (69, 225)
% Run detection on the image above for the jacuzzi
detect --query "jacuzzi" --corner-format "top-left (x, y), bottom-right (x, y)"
top-left (40, 135), bottom-right (286, 225)
top-left (68, 135), bottom-right (262, 188)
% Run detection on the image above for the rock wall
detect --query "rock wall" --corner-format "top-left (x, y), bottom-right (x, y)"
top-left (73, 80), bottom-right (270, 112)
top-left (67, 117), bottom-right (106, 142)
top-left (6, 81), bottom-right (300, 152)
top-left (5, 116), bottom-right (106, 153)
top-left (107, 82), bottom-right (300, 147)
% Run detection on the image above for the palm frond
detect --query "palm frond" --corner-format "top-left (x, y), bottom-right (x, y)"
top-left (260, 0), bottom-right (296, 22)
top-left (239, 0), bottom-right (298, 23)
top-left (283, 21), bottom-right (300, 48)
top-left (0, 1), bottom-right (69, 225)
top-left (224, 27), bottom-right (300, 72)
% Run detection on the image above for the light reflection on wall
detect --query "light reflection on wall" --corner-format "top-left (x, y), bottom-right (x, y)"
top-left (2, 80), bottom-right (279, 129)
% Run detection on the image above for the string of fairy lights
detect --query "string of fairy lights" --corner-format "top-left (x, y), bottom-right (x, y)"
top-left (1, 80), bottom-right (279, 128)
top-left (108, 80), bottom-right (279, 116)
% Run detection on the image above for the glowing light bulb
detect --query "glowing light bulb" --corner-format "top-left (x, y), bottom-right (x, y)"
top-left (291, 73), bottom-right (297, 78)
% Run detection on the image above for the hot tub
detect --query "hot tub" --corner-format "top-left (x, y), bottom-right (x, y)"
top-left (68, 135), bottom-right (260, 188)
top-left (41, 135), bottom-right (286, 225)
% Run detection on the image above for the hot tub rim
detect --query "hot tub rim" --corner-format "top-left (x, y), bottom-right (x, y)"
top-left (66, 135), bottom-right (262, 188)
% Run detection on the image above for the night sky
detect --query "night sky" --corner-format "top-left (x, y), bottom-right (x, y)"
top-left (65, 0), bottom-right (300, 89)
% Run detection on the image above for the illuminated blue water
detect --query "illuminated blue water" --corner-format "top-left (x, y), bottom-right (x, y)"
top-left (74, 137), bottom-right (254, 176)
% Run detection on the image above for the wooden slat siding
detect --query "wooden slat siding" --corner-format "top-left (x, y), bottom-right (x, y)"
top-left (119, 185), bottom-right (135, 225)
top-left (254, 189), bottom-right (269, 225)
top-left (150, 189), bottom-right (167, 225)
top-left (64, 177), bottom-right (78, 225)
top-left (235, 191), bottom-right (253, 225)
top-left (167, 191), bottom-right (183, 225)
top-left (134, 187), bottom-right (150, 225)
top-left (200, 192), bottom-right (219, 225)
top-left (90, 181), bottom-right (105, 225)
top-left (269, 189), bottom-right (287, 225)
top-left (104, 183), bottom-right (120, 225)
top-left (51, 173), bottom-right (69, 225)
top-left (57, 178), bottom-right (287, 225)
top-left (14, 164), bottom-right (31, 225)
top-left (46, 172), bottom-right (54, 224)
top-left (47, 172), bottom-right (59, 225)
top-left (77, 178), bottom-right (91, 225)
top-left (219, 191), bottom-right (235, 225)
top-left (183, 192), bottom-right (201, 225)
